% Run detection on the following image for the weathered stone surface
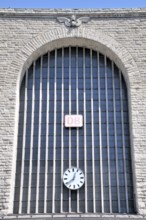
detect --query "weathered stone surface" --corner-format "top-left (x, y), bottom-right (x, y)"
top-left (0, 8), bottom-right (146, 219)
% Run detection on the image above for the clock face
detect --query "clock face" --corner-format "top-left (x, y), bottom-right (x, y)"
top-left (63, 167), bottom-right (85, 190)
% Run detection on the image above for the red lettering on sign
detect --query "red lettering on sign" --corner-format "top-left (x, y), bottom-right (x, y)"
top-left (65, 115), bottom-right (83, 127)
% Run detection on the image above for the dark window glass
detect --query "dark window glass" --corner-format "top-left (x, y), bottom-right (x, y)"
top-left (14, 47), bottom-right (135, 214)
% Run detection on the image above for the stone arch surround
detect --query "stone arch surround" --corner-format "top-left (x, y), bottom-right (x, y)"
top-left (5, 27), bottom-right (143, 215)
top-left (7, 27), bottom-right (141, 89)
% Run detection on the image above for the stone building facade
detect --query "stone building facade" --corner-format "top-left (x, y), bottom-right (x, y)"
top-left (0, 8), bottom-right (146, 219)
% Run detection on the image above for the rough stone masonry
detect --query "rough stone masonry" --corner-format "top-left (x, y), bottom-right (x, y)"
top-left (0, 8), bottom-right (146, 220)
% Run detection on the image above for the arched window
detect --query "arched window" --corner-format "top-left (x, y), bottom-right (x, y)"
top-left (13, 47), bottom-right (135, 214)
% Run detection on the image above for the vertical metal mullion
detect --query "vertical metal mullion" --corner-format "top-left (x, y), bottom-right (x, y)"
top-left (83, 48), bottom-right (88, 213)
top-left (60, 48), bottom-right (64, 213)
top-left (112, 62), bottom-right (121, 212)
top-left (27, 62), bottom-right (35, 213)
top-left (18, 70), bottom-right (28, 214)
top-left (52, 49), bottom-right (57, 213)
top-left (69, 47), bottom-right (71, 165)
top-left (119, 71), bottom-right (129, 213)
top-left (44, 53), bottom-right (50, 213)
top-left (69, 47), bottom-right (71, 213)
top-left (105, 56), bottom-right (112, 213)
top-left (98, 53), bottom-right (104, 213)
top-left (35, 56), bottom-right (43, 213)
top-left (76, 47), bottom-right (79, 213)
top-left (90, 49), bottom-right (96, 213)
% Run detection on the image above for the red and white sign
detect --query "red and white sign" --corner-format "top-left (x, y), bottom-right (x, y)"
top-left (65, 115), bottom-right (83, 128)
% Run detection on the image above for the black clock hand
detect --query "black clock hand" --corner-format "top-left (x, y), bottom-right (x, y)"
top-left (66, 171), bottom-right (77, 184)
top-left (66, 178), bottom-right (74, 185)
top-left (73, 171), bottom-right (77, 180)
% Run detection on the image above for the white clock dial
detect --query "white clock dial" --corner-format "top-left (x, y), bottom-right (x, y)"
top-left (63, 167), bottom-right (85, 190)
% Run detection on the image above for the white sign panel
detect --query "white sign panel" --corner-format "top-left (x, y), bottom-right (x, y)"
top-left (65, 115), bottom-right (83, 128)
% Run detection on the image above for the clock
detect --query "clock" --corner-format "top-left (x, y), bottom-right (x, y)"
top-left (63, 167), bottom-right (85, 190)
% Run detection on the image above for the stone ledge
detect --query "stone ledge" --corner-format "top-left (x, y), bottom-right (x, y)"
top-left (1, 214), bottom-right (145, 220)
top-left (0, 8), bottom-right (146, 18)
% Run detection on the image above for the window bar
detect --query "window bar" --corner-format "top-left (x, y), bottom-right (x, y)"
top-left (52, 49), bottom-right (57, 213)
top-left (83, 48), bottom-right (88, 213)
top-left (98, 53), bottom-right (104, 213)
top-left (76, 47), bottom-right (79, 213)
top-left (69, 46), bottom-right (71, 212)
top-left (119, 71), bottom-right (129, 213)
top-left (90, 49), bottom-right (96, 213)
top-left (18, 70), bottom-right (28, 214)
top-left (44, 53), bottom-right (50, 213)
top-left (35, 56), bottom-right (43, 213)
top-left (27, 62), bottom-right (35, 213)
top-left (60, 48), bottom-right (64, 213)
top-left (112, 62), bottom-right (121, 212)
top-left (105, 56), bottom-right (112, 213)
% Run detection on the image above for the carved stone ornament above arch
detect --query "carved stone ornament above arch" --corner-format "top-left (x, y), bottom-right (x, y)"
top-left (57, 15), bottom-right (90, 27)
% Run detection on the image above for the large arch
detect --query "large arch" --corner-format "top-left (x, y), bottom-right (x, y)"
top-left (8, 27), bottom-right (142, 214)
top-left (6, 27), bottom-right (141, 89)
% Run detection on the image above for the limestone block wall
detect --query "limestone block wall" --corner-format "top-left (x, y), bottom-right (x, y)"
top-left (0, 8), bottom-right (146, 219)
